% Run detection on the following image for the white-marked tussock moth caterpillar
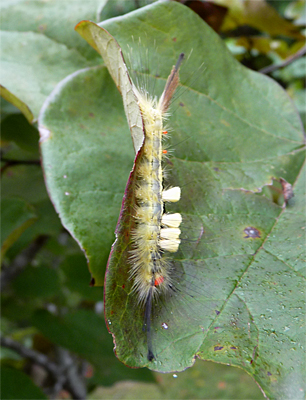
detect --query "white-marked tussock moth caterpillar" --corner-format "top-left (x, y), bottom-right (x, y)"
top-left (128, 53), bottom-right (185, 361)
top-left (77, 23), bottom-right (214, 369)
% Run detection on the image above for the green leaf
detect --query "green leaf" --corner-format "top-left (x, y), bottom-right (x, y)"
top-left (0, 0), bottom-right (106, 61)
top-left (60, 254), bottom-right (103, 302)
top-left (1, 165), bottom-right (48, 204)
top-left (0, 86), bottom-right (33, 123)
top-left (39, 1), bottom-right (305, 398)
top-left (285, 0), bottom-right (306, 26)
top-left (31, 309), bottom-right (154, 386)
top-left (1, 165), bottom-right (62, 258)
top-left (0, 0), bottom-right (123, 122)
top-left (75, 21), bottom-right (144, 153)
top-left (98, 0), bottom-right (154, 21)
top-left (1, 113), bottom-right (40, 154)
top-left (39, 66), bottom-right (134, 284)
top-left (1, 366), bottom-right (47, 400)
top-left (1, 198), bottom-right (37, 258)
top-left (0, 30), bottom-right (91, 122)
top-left (12, 264), bottom-right (60, 298)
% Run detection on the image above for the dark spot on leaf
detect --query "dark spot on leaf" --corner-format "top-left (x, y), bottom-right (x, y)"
top-left (172, 37), bottom-right (177, 42)
top-left (89, 277), bottom-right (95, 287)
top-left (215, 310), bottom-right (220, 315)
top-left (179, 102), bottom-right (184, 107)
top-left (89, 113), bottom-right (95, 117)
top-left (244, 226), bottom-right (261, 238)
top-left (267, 371), bottom-right (272, 376)
top-left (214, 346), bottom-right (223, 351)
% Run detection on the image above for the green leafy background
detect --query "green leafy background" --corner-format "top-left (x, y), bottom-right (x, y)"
top-left (1, 0), bottom-right (305, 399)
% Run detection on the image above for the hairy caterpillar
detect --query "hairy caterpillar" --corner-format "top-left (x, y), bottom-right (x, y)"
top-left (130, 53), bottom-right (185, 361)
top-left (86, 24), bottom-right (210, 366)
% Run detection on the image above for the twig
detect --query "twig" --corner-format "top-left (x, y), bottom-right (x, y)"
top-left (1, 337), bottom-right (59, 376)
top-left (1, 338), bottom-right (87, 400)
top-left (260, 45), bottom-right (306, 74)
top-left (57, 348), bottom-right (87, 400)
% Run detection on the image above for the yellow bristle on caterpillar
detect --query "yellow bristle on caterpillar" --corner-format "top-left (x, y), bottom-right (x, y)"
top-left (128, 53), bottom-right (185, 361)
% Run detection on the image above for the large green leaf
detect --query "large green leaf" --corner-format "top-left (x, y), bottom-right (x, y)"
top-left (0, 0), bottom-right (106, 61)
top-left (39, 66), bottom-right (134, 283)
top-left (0, 31), bottom-right (91, 122)
top-left (39, 1), bottom-right (305, 398)
top-left (1, 198), bottom-right (37, 258)
top-left (1, 113), bottom-right (40, 155)
top-left (0, 0), bottom-right (108, 121)
top-left (1, 366), bottom-right (47, 400)
top-left (1, 165), bottom-right (62, 258)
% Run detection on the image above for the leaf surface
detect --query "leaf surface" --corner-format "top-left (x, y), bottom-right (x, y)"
top-left (0, 31), bottom-right (90, 122)
top-left (1, 198), bottom-right (37, 258)
top-left (39, 66), bottom-right (134, 284)
top-left (76, 20), bottom-right (144, 153)
top-left (1, 366), bottom-right (47, 400)
top-left (39, 1), bottom-right (305, 398)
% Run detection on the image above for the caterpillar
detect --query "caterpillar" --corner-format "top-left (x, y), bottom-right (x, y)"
top-left (129, 53), bottom-right (185, 361)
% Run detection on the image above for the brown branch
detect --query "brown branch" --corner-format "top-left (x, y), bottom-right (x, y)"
top-left (260, 45), bottom-right (306, 74)
top-left (1, 337), bottom-right (87, 400)
top-left (1, 336), bottom-right (59, 376)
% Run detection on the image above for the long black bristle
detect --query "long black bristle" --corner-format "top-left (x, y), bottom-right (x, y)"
top-left (144, 286), bottom-right (155, 361)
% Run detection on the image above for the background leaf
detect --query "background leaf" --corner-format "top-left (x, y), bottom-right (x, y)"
top-left (2, 0), bottom-right (305, 398)
top-left (1, 198), bottom-right (37, 258)
top-left (75, 21), bottom-right (144, 153)
top-left (0, 31), bottom-right (90, 122)
top-left (0, 0), bottom-right (106, 121)
top-left (57, 1), bottom-right (304, 397)
top-left (39, 66), bottom-right (134, 284)
top-left (1, 366), bottom-right (47, 399)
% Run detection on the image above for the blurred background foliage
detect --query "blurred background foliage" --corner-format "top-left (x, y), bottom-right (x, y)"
top-left (1, 0), bottom-right (305, 399)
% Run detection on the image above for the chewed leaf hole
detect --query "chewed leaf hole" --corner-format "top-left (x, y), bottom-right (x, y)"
top-left (258, 178), bottom-right (294, 207)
